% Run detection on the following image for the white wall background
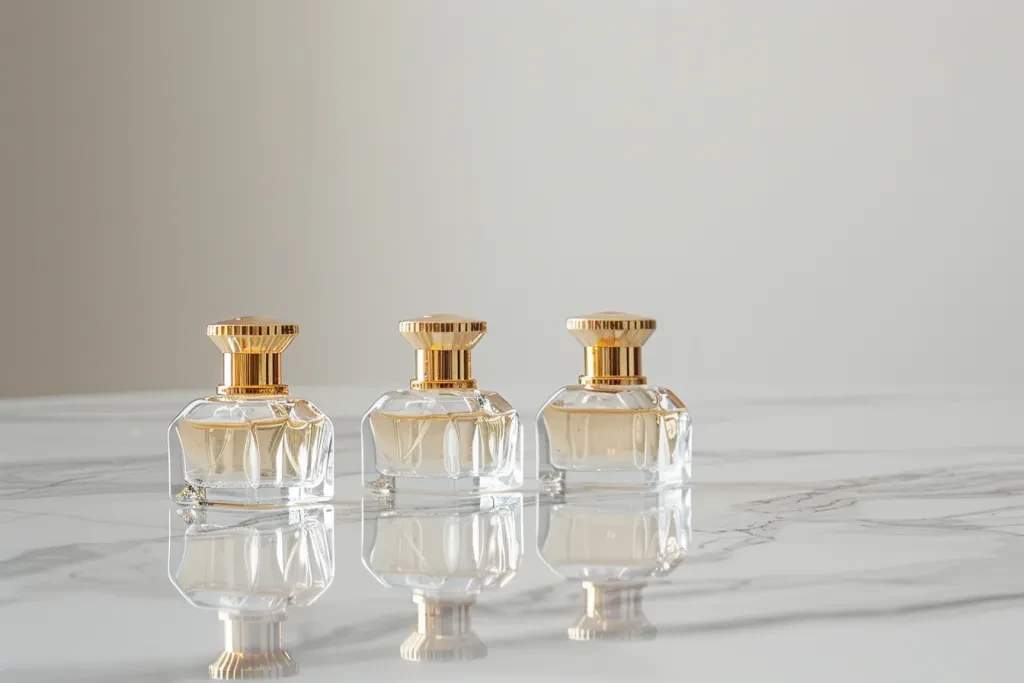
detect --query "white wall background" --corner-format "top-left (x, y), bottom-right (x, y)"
top-left (1, 1), bottom-right (1022, 398)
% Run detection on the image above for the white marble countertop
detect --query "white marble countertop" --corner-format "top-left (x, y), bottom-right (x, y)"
top-left (1, 386), bottom-right (1021, 682)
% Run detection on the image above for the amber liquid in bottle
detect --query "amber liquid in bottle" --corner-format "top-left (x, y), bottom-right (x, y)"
top-left (180, 412), bottom-right (327, 487)
top-left (368, 410), bottom-right (517, 476)
top-left (541, 405), bottom-right (687, 471)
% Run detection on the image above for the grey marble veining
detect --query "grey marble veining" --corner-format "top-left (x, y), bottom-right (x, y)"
top-left (0, 387), bottom-right (1022, 682)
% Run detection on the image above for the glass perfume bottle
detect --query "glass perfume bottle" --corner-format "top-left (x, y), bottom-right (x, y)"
top-left (168, 505), bottom-right (335, 679)
top-left (361, 494), bottom-right (523, 662)
top-left (361, 314), bottom-right (523, 495)
top-left (537, 312), bottom-right (691, 492)
top-left (168, 317), bottom-right (335, 506)
top-left (537, 488), bottom-right (691, 641)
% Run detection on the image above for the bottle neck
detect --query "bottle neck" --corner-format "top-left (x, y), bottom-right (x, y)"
top-left (411, 349), bottom-right (477, 390)
top-left (221, 613), bottom-right (285, 653)
top-left (218, 353), bottom-right (288, 396)
top-left (414, 594), bottom-right (474, 636)
top-left (583, 582), bottom-right (646, 621)
top-left (580, 346), bottom-right (646, 386)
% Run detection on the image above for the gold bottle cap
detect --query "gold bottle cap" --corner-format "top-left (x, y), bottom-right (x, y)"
top-left (208, 316), bottom-right (298, 396)
top-left (399, 314), bottom-right (485, 390)
top-left (566, 312), bottom-right (656, 386)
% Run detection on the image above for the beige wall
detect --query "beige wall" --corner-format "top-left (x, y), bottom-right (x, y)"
top-left (2, 1), bottom-right (1022, 397)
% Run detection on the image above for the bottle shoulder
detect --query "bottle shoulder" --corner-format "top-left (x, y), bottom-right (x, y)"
top-left (365, 388), bottom-right (517, 418)
top-left (170, 395), bottom-right (329, 427)
top-left (540, 385), bottom-right (687, 413)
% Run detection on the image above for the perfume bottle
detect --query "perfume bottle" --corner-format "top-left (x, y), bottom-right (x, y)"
top-left (361, 315), bottom-right (523, 495)
top-left (168, 317), bottom-right (335, 506)
top-left (537, 312), bottom-right (691, 491)
top-left (361, 494), bottom-right (523, 662)
top-left (168, 505), bottom-right (335, 679)
top-left (537, 488), bottom-right (691, 641)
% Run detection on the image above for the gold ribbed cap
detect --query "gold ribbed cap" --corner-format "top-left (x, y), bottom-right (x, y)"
top-left (566, 312), bottom-right (656, 347)
top-left (207, 316), bottom-right (298, 396)
top-left (207, 316), bottom-right (298, 354)
top-left (399, 315), bottom-right (485, 390)
top-left (399, 314), bottom-right (486, 350)
top-left (566, 313), bottom-right (656, 386)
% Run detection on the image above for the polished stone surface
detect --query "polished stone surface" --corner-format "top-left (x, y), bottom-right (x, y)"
top-left (0, 386), bottom-right (1021, 682)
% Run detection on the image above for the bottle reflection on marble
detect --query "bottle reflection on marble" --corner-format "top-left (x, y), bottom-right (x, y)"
top-left (168, 505), bottom-right (335, 679)
top-left (537, 488), bottom-right (690, 641)
top-left (361, 494), bottom-right (523, 662)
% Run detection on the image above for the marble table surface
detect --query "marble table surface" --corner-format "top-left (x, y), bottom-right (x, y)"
top-left (1, 385), bottom-right (1021, 682)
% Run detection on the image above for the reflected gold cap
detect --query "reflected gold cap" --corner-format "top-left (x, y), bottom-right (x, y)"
top-left (401, 595), bottom-right (487, 662)
top-left (208, 316), bottom-right (298, 396)
top-left (209, 651), bottom-right (298, 680)
top-left (399, 314), bottom-right (485, 390)
top-left (567, 582), bottom-right (656, 642)
top-left (566, 312), bottom-right (656, 386)
top-left (210, 613), bottom-right (298, 679)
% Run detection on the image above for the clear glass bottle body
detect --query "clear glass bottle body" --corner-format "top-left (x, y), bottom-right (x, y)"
top-left (362, 389), bottom-right (523, 495)
top-left (168, 395), bottom-right (335, 506)
top-left (537, 384), bottom-right (691, 491)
